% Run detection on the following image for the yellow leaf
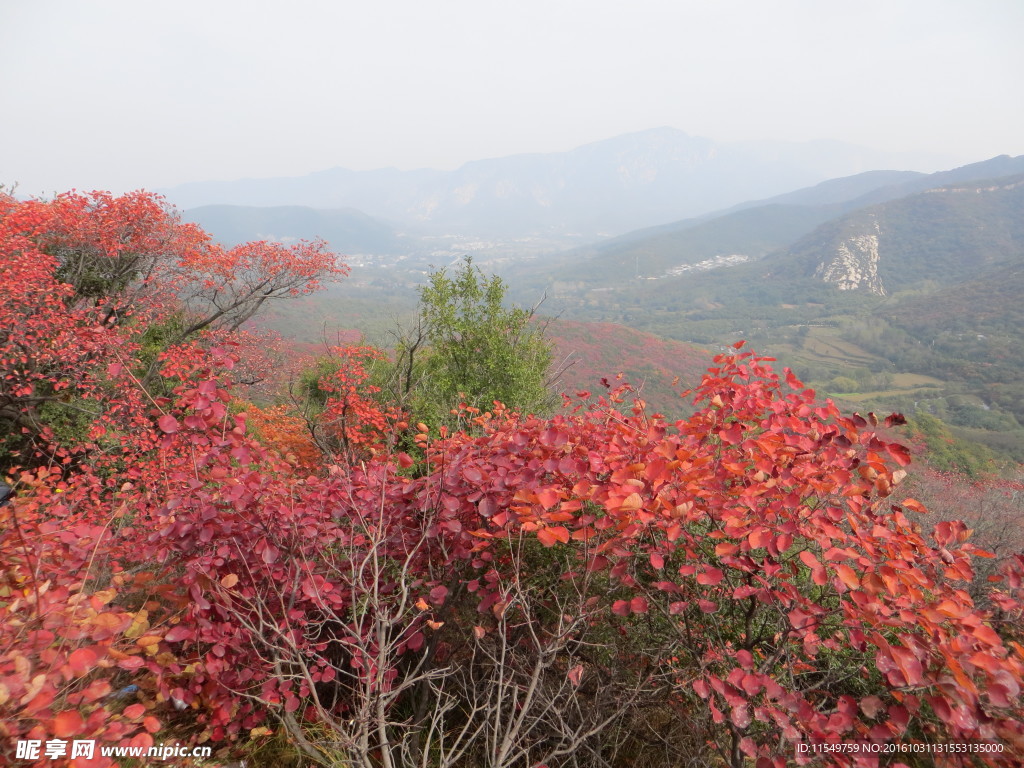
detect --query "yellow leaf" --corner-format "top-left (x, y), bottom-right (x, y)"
top-left (19, 674), bottom-right (46, 706)
top-left (124, 610), bottom-right (150, 639)
top-left (90, 589), bottom-right (117, 607)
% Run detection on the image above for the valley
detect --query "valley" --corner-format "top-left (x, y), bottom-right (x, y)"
top-left (197, 145), bottom-right (1024, 471)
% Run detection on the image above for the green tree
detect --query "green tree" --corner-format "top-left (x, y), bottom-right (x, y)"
top-left (398, 257), bottom-right (555, 429)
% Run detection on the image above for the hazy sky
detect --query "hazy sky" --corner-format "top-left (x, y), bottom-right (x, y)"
top-left (3, 0), bottom-right (1022, 196)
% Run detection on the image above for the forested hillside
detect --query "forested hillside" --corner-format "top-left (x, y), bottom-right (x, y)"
top-left (507, 165), bottom-right (1024, 468)
top-left (2, 191), bottom-right (1023, 768)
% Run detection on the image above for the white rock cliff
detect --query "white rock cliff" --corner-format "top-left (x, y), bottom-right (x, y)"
top-left (814, 217), bottom-right (886, 295)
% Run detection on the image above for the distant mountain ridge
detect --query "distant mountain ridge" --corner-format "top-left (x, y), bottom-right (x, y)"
top-left (163, 128), bottom-right (955, 238)
top-left (184, 204), bottom-right (403, 254)
top-left (523, 155), bottom-right (1024, 294)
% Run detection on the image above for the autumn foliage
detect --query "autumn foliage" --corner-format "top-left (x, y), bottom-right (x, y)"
top-left (2, 190), bottom-right (1023, 767)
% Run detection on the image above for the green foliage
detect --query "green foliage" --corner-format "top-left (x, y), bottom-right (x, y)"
top-left (294, 355), bottom-right (345, 414)
top-left (828, 375), bottom-right (859, 393)
top-left (408, 257), bottom-right (555, 428)
top-left (908, 412), bottom-right (996, 478)
top-left (53, 248), bottom-right (142, 301)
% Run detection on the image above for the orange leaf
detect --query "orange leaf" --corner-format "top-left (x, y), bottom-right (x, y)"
top-left (799, 550), bottom-right (821, 571)
top-left (834, 564), bottom-right (860, 590)
top-left (542, 526), bottom-right (570, 545)
top-left (619, 492), bottom-right (644, 511)
top-left (537, 527), bottom-right (557, 547)
top-left (905, 499), bottom-right (929, 518)
top-left (715, 542), bottom-right (739, 557)
top-left (536, 488), bottom-right (560, 510)
top-left (68, 647), bottom-right (100, 676)
top-left (52, 710), bottom-right (83, 738)
top-left (748, 528), bottom-right (769, 549)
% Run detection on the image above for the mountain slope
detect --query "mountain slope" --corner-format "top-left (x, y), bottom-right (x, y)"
top-left (521, 156), bottom-right (1024, 301)
top-left (519, 204), bottom-right (841, 293)
top-left (775, 173), bottom-right (1024, 295)
top-left (548, 319), bottom-right (710, 419)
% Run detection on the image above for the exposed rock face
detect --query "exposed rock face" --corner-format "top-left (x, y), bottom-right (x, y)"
top-left (814, 218), bottom-right (886, 295)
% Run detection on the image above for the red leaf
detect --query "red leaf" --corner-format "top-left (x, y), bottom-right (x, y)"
top-left (697, 567), bottom-right (724, 586)
top-left (730, 705), bottom-right (751, 729)
top-left (748, 528), bottom-right (769, 549)
top-left (52, 710), bottom-right (83, 738)
top-left (164, 625), bottom-right (192, 643)
top-left (68, 646), bottom-right (100, 676)
top-left (568, 664), bottom-right (584, 687)
top-left (926, 694), bottom-right (952, 723)
top-left (887, 442), bottom-right (912, 466)
top-left (158, 414), bottom-right (179, 434)
top-left (859, 695), bottom-right (884, 718)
